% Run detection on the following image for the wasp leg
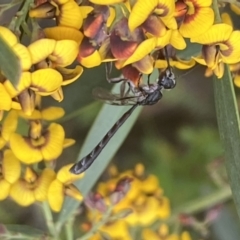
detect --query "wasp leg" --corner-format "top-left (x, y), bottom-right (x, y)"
top-left (105, 62), bottom-right (126, 83)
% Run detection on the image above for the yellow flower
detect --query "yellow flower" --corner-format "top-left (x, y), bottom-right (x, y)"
top-left (0, 110), bottom-right (18, 149)
top-left (10, 167), bottom-right (56, 206)
top-left (142, 224), bottom-right (193, 240)
top-left (10, 123), bottom-right (66, 164)
top-left (191, 23), bottom-right (240, 78)
top-left (0, 150), bottom-right (21, 200)
top-left (128, 0), bottom-right (177, 32)
top-left (175, 0), bottom-right (214, 38)
top-left (47, 164), bottom-right (84, 212)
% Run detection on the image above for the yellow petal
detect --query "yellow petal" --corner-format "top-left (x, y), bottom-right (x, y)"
top-left (57, 65), bottom-right (83, 86)
top-left (65, 184), bottom-right (83, 201)
top-left (0, 179), bottom-right (11, 200)
top-left (79, 6), bottom-right (94, 19)
top-left (221, 12), bottom-right (233, 26)
top-left (31, 69), bottom-right (63, 94)
top-left (174, 58), bottom-right (196, 69)
top-left (51, 87), bottom-right (64, 102)
top-left (10, 133), bottom-right (43, 164)
top-left (18, 109), bottom-right (42, 120)
top-left (180, 7), bottom-right (214, 38)
top-left (16, 71), bottom-right (32, 94)
top-left (128, 0), bottom-right (158, 31)
top-left (57, 164), bottom-right (84, 183)
top-left (0, 83), bottom-right (12, 110)
top-left (79, 50), bottom-right (102, 68)
top-left (181, 231), bottom-right (192, 240)
top-left (0, 26), bottom-right (18, 47)
top-left (170, 29), bottom-right (186, 50)
top-left (34, 168), bottom-right (56, 201)
top-left (59, 0), bottom-right (83, 29)
top-left (48, 179), bottom-right (64, 212)
top-left (41, 123), bottom-right (65, 161)
top-left (221, 31), bottom-right (240, 64)
top-left (3, 149), bottom-right (21, 184)
top-left (155, 30), bottom-right (171, 47)
top-left (107, 7), bottom-right (116, 27)
top-left (49, 40), bottom-right (78, 67)
top-left (41, 107), bottom-right (65, 120)
top-left (122, 38), bottom-right (156, 67)
top-left (234, 74), bottom-right (240, 87)
top-left (44, 26), bottom-right (83, 45)
top-left (89, 0), bottom-right (125, 4)
top-left (230, 3), bottom-right (240, 15)
top-left (13, 44), bottom-right (32, 71)
top-left (63, 138), bottom-right (75, 148)
top-left (191, 23), bottom-right (233, 44)
top-left (1, 110), bottom-right (18, 141)
top-left (28, 39), bottom-right (56, 64)
top-left (142, 229), bottom-right (160, 240)
top-left (10, 180), bottom-right (35, 206)
top-left (132, 56), bottom-right (154, 74)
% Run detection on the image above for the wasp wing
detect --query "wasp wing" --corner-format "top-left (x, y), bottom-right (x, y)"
top-left (92, 87), bottom-right (139, 105)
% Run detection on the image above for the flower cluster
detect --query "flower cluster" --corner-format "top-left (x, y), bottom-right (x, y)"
top-left (81, 164), bottom-right (196, 240)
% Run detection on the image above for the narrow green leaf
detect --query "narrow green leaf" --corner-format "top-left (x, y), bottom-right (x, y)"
top-left (0, 35), bottom-right (21, 86)
top-left (213, 64), bottom-right (240, 221)
top-left (3, 224), bottom-right (46, 238)
top-left (57, 84), bottom-right (142, 228)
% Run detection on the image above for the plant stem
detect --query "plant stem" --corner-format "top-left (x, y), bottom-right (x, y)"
top-left (41, 202), bottom-right (58, 240)
top-left (14, 0), bottom-right (34, 32)
top-left (212, 0), bottom-right (222, 23)
top-left (65, 215), bottom-right (74, 240)
top-left (167, 186), bottom-right (232, 223)
top-left (77, 206), bottom-right (113, 240)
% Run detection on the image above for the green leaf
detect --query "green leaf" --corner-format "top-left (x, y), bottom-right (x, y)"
top-left (2, 224), bottom-right (47, 239)
top-left (213, 64), bottom-right (240, 221)
top-left (0, 35), bottom-right (21, 86)
top-left (56, 84), bottom-right (142, 229)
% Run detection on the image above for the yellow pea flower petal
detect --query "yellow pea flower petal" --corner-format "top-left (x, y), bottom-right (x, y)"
top-left (170, 29), bottom-right (186, 50)
top-left (132, 56), bottom-right (154, 74)
top-left (0, 179), bottom-right (11, 200)
top-left (0, 83), bottom-right (12, 110)
top-left (13, 44), bottom-right (32, 71)
top-left (89, 0), bottom-right (124, 4)
top-left (49, 40), bottom-right (78, 67)
top-left (57, 65), bottom-right (83, 86)
top-left (51, 87), bottom-right (64, 102)
top-left (230, 3), bottom-right (240, 15)
top-left (48, 179), bottom-right (64, 212)
top-left (59, 0), bottom-right (83, 29)
top-left (28, 39), bottom-right (56, 64)
top-left (34, 168), bottom-right (56, 201)
top-left (31, 69), bottom-right (63, 94)
top-left (44, 26), bottom-right (83, 45)
top-left (174, 58), bottom-right (196, 69)
top-left (221, 31), bottom-right (240, 64)
top-left (41, 123), bottom-right (64, 161)
top-left (191, 23), bottom-right (233, 44)
top-left (180, 7), bottom-right (214, 38)
top-left (107, 7), bottom-right (116, 27)
top-left (3, 149), bottom-right (21, 184)
top-left (122, 38), bottom-right (157, 67)
top-left (10, 180), bottom-right (35, 206)
top-left (10, 133), bottom-right (43, 164)
top-left (65, 184), bottom-right (83, 201)
top-left (234, 74), bottom-right (240, 87)
top-left (79, 50), bottom-right (102, 68)
top-left (79, 6), bottom-right (94, 19)
top-left (155, 30), bottom-right (171, 47)
top-left (181, 231), bottom-right (192, 240)
top-left (0, 26), bottom-right (18, 47)
top-left (142, 228), bottom-right (160, 240)
top-left (18, 109), bottom-right (42, 120)
top-left (128, 0), bottom-right (158, 31)
top-left (41, 107), bottom-right (65, 120)
top-left (221, 12), bottom-right (233, 26)
top-left (63, 138), bottom-right (75, 148)
top-left (1, 110), bottom-right (18, 141)
top-left (57, 164), bottom-right (84, 183)
top-left (156, 196), bottom-right (170, 218)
